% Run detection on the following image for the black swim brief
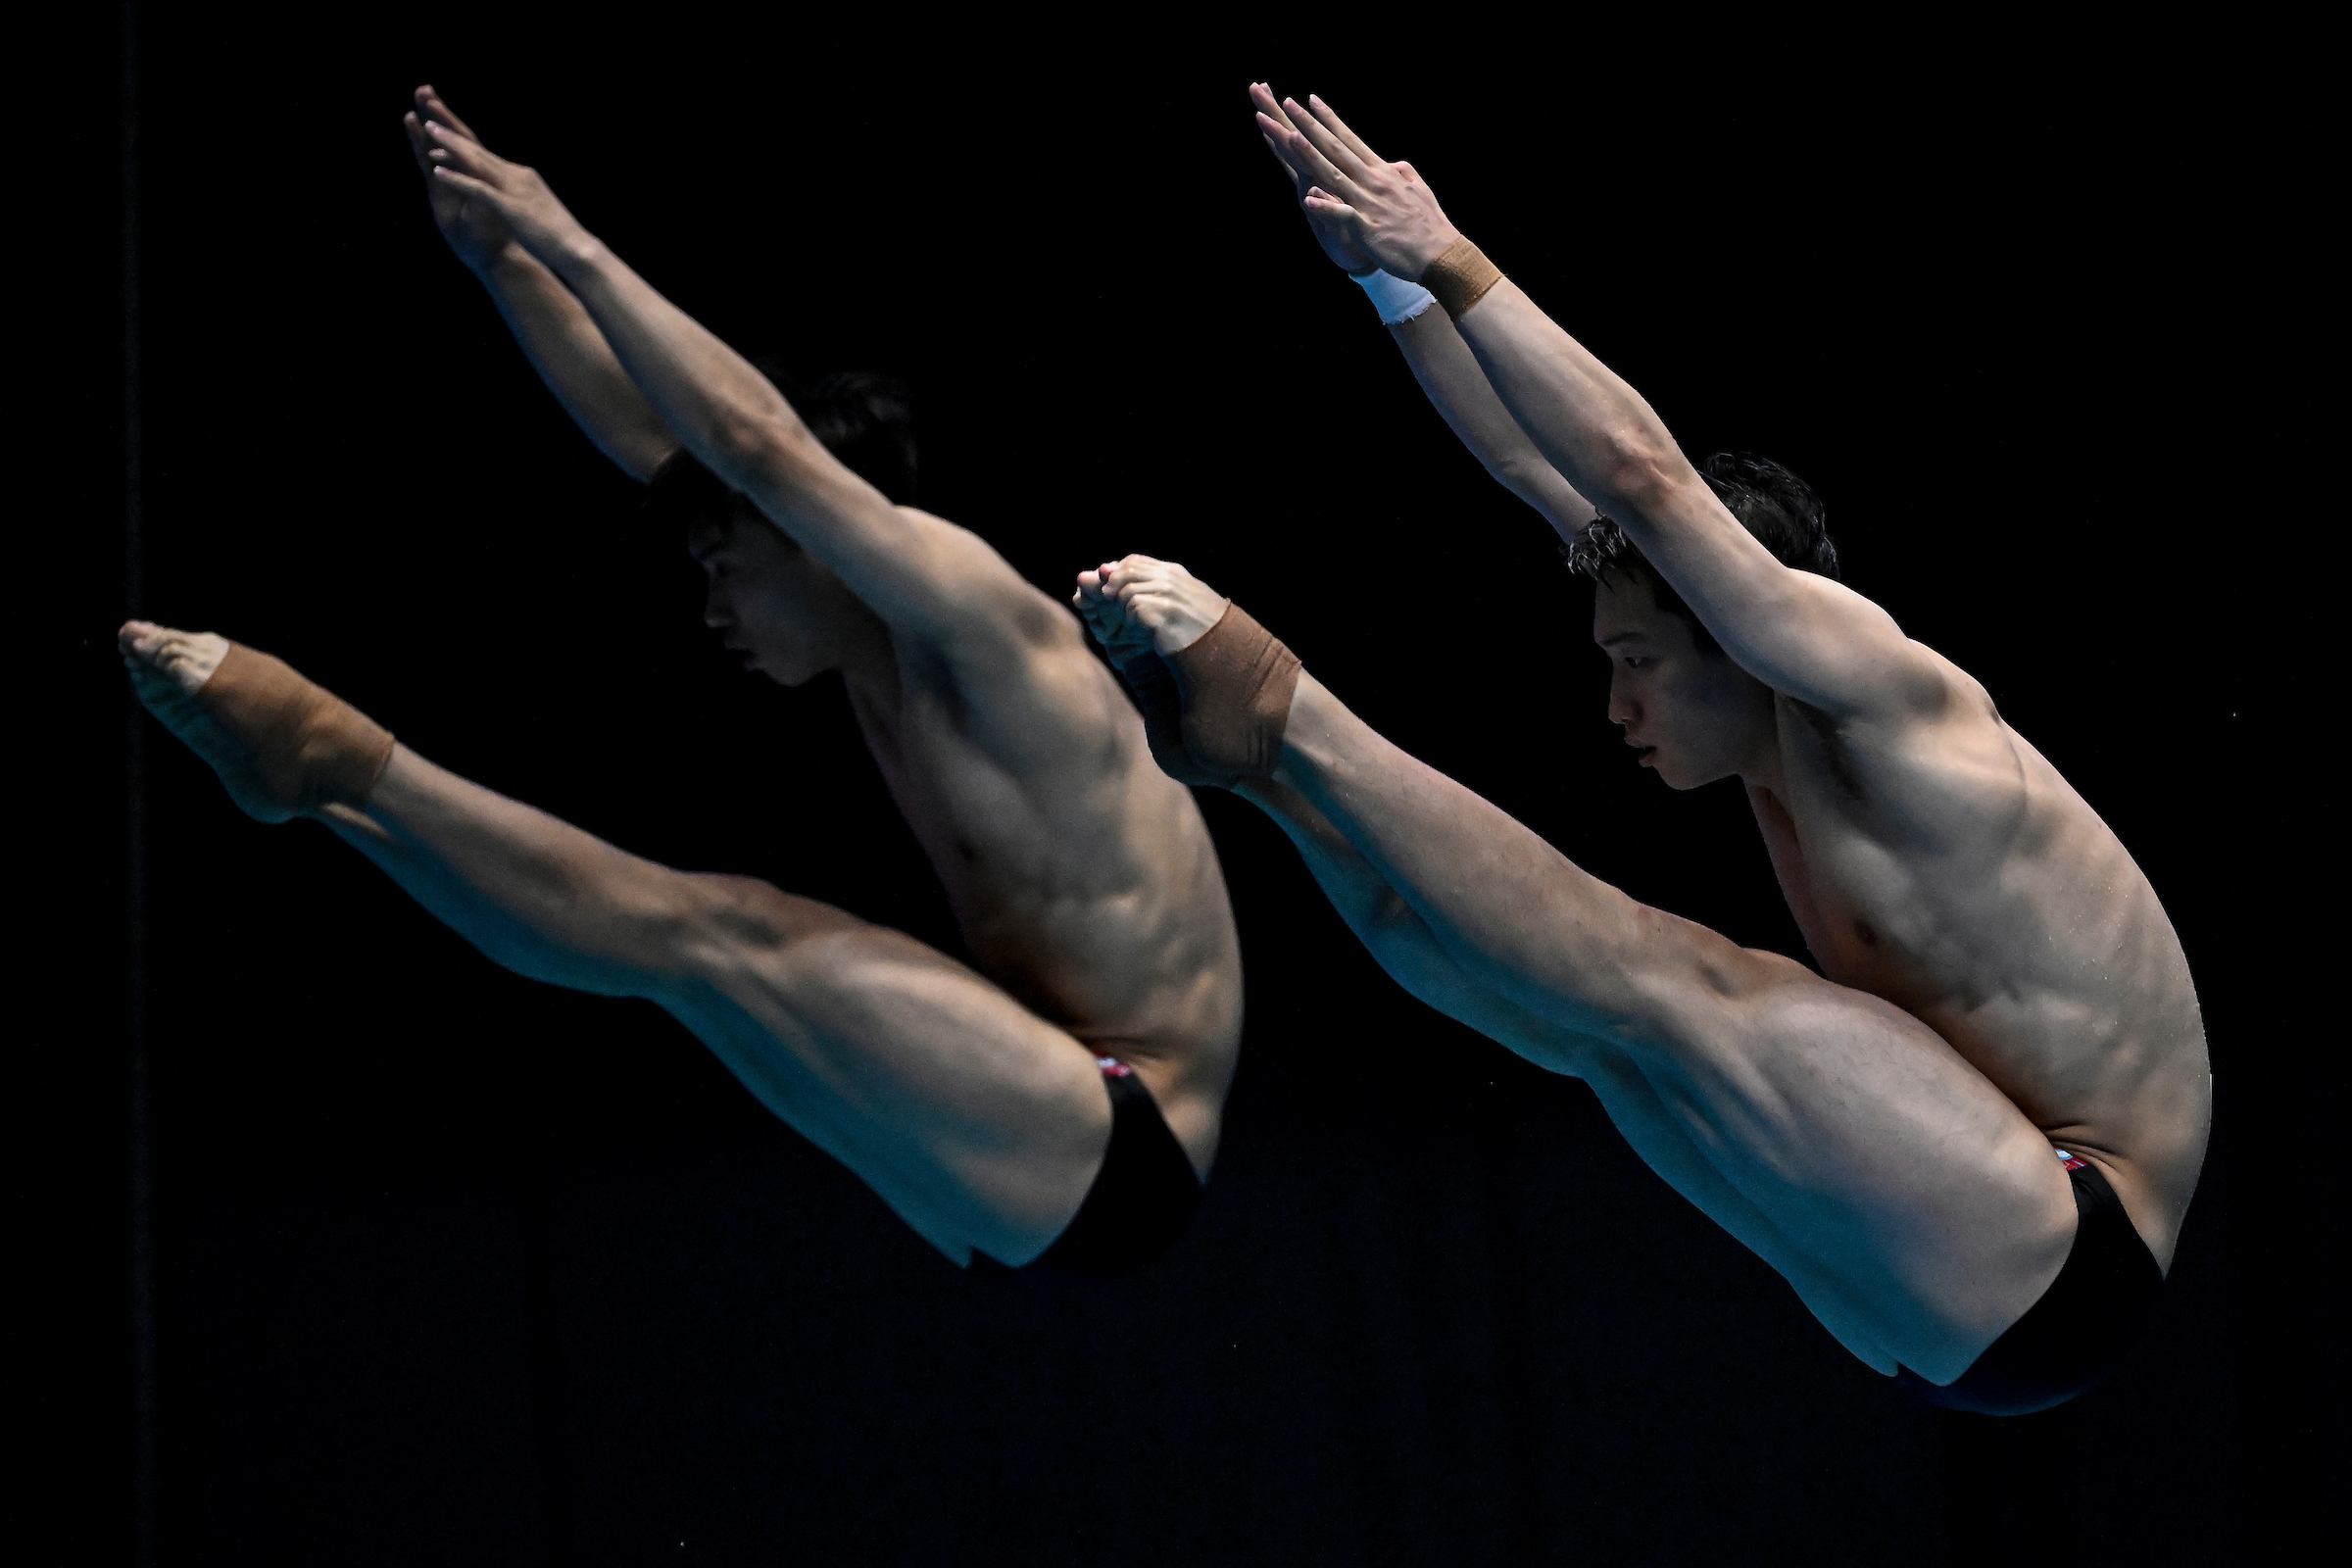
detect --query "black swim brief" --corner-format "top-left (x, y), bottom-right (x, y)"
top-left (975, 1057), bottom-right (1201, 1286)
top-left (1896, 1152), bottom-right (2163, 1415)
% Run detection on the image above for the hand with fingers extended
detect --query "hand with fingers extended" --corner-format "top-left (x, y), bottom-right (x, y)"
top-left (1249, 83), bottom-right (1374, 274)
top-left (414, 95), bottom-right (596, 272)
top-left (1252, 89), bottom-right (1461, 282)
top-left (404, 85), bottom-right (516, 271)
top-left (1074, 557), bottom-right (1231, 662)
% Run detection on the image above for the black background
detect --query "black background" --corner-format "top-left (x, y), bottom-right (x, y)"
top-left (42, 10), bottom-right (2317, 1565)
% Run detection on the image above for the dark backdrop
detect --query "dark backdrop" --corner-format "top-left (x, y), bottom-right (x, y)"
top-left (45, 11), bottom-right (2313, 1565)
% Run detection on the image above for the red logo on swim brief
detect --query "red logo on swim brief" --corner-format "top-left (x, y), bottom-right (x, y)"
top-left (2055, 1150), bottom-right (2087, 1171)
top-left (1097, 1057), bottom-right (1134, 1078)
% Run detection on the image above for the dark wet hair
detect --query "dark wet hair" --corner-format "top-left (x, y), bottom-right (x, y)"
top-left (799, 370), bottom-right (918, 508)
top-left (645, 363), bottom-right (918, 538)
top-left (1564, 453), bottom-right (1838, 654)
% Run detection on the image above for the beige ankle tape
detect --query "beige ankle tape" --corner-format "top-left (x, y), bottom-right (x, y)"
top-left (1166, 602), bottom-right (1300, 785)
top-left (201, 643), bottom-right (396, 812)
top-left (1114, 653), bottom-right (1219, 789)
top-left (1421, 235), bottom-right (1503, 319)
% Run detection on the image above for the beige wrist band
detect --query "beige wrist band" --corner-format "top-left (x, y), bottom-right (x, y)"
top-left (1420, 236), bottom-right (1504, 320)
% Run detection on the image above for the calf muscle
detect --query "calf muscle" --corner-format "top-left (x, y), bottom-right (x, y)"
top-left (328, 749), bottom-right (1105, 1265)
top-left (328, 747), bottom-right (712, 999)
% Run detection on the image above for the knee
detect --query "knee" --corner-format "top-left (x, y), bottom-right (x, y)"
top-left (675, 874), bottom-right (867, 971)
top-left (1606, 943), bottom-right (1816, 1066)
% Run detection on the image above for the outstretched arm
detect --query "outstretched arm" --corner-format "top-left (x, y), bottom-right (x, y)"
top-left (405, 88), bottom-right (677, 481)
top-left (1257, 92), bottom-right (1945, 720)
top-left (1250, 86), bottom-right (1593, 541)
top-left (421, 122), bottom-right (1036, 650)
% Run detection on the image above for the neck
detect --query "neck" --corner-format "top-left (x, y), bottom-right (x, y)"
top-left (830, 603), bottom-right (899, 710)
top-left (1735, 708), bottom-right (1788, 799)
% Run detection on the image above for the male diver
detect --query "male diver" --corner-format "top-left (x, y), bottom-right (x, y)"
top-left (121, 87), bottom-right (1238, 1279)
top-left (1073, 88), bottom-right (2208, 1409)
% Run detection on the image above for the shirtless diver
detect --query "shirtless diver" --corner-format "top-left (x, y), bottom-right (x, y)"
top-left (1073, 87), bottom-right (2209, 1410)
top-left (120, 87), bottom-right (1239, 1280)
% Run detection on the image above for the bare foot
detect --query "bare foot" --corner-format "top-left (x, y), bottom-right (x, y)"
top-left (1073, 556), bottom-right (1229, 658)
top-left (1071, 559), bottom-right (1298, 786)
top-left (120, 620), bottom-right (394, 822)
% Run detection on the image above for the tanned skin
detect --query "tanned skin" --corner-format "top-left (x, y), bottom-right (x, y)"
top-left (120, 90), bottom-right (1243, 1272)
top-left (1071, 88), bottom-right (2208, 1388)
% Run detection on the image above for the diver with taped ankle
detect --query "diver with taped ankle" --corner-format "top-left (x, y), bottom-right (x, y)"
top-left (1070, 86), bottom-right (2209, 1410)
top-left (117, 84), bottom-right (1243, 1281)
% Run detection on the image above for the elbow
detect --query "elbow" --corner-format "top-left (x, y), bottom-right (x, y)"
top-left (703, 411), bottom-right (769, 474)
top-left (704, 409), bottom-right (809, 488)
top-left (1594, 440), bottom-right (1683, 516)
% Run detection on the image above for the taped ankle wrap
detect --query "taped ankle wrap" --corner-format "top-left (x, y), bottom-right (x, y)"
top-left (1113, 653), bottom-right (1218, 789)
top-left (1420, 235), bottom-right (1503, 319)
top-left (1164, 602), bottom-right (1300, 785)
top-left (201, 643), bottom-right (396, 813)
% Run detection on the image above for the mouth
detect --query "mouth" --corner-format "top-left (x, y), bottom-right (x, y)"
top-left (1633, 746), bottom-right (1657, 766)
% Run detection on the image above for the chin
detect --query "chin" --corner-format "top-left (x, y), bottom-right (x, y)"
top-left (1639, 751), bottom-right (1702, 791)
top-left (1663, 760), bottom-right (1737, 791)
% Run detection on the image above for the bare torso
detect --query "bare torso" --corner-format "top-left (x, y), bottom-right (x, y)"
top-left (1749, 648), bottom-right (2210, 1267)
top-left (841, 558), bottom-right (1244, 1143)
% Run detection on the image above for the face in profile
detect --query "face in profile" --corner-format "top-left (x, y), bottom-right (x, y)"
top-left (1592, 569), bottom-right (1777, 790)
top-left (688, 514), bottom-right (865, 686)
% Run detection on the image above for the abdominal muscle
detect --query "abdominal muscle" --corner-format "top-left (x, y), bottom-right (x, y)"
top-left (847, 642), bottom-right (1244, 1062)
top-left (1749, 722), bottom-right (2210, 1268)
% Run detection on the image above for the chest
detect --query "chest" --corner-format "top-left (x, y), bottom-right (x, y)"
top-left (1748, 791), bottom-right (1896, 989)
top-left (856, 678), bottom-right (1034, 872)
top-left (848, 653), bottom-right (1136, 912)
top-left (1748, 712), bottom-right (2037, 994)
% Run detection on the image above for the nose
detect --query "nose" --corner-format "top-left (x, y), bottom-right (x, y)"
top-left (1606, 669), bottom-right (1640, 730)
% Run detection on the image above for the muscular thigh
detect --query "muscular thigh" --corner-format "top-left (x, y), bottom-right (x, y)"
top-left (659, 886), bottom-right (1115, 1268)
top-left (1593, 944), bottom-right (2079, 1383)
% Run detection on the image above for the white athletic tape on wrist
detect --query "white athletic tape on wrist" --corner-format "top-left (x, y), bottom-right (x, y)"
top-left (1352, 269), bottom-right (1437, 325)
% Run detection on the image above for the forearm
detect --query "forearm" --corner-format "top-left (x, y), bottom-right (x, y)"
top-left (544, 239), bottom-right (831, 506)
top-left (324, 747), bottom-right (706, 1000)
top-left (1450, 279), bottom-right (1917, 703)
top-left (1450, 281), bottom-right (1701, 529)
top-left (1390, 306), bottom-right (1593, 537)
top-left (475, 246), bottom-right (679, 481)
top-left (541, 235), bottom-right (967, 632)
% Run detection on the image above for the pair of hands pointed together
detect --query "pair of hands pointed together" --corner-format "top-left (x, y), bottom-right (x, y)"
top-left (404, 83), bottom-right (598, 279)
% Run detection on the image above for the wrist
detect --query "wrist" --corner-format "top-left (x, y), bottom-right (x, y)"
top-left (1418, 234), bottom-right (1504, 320)
top-left (1400, 225), bottom-right (1465, 284)
top-left (1352, 269), bottom-right (1437, 325)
